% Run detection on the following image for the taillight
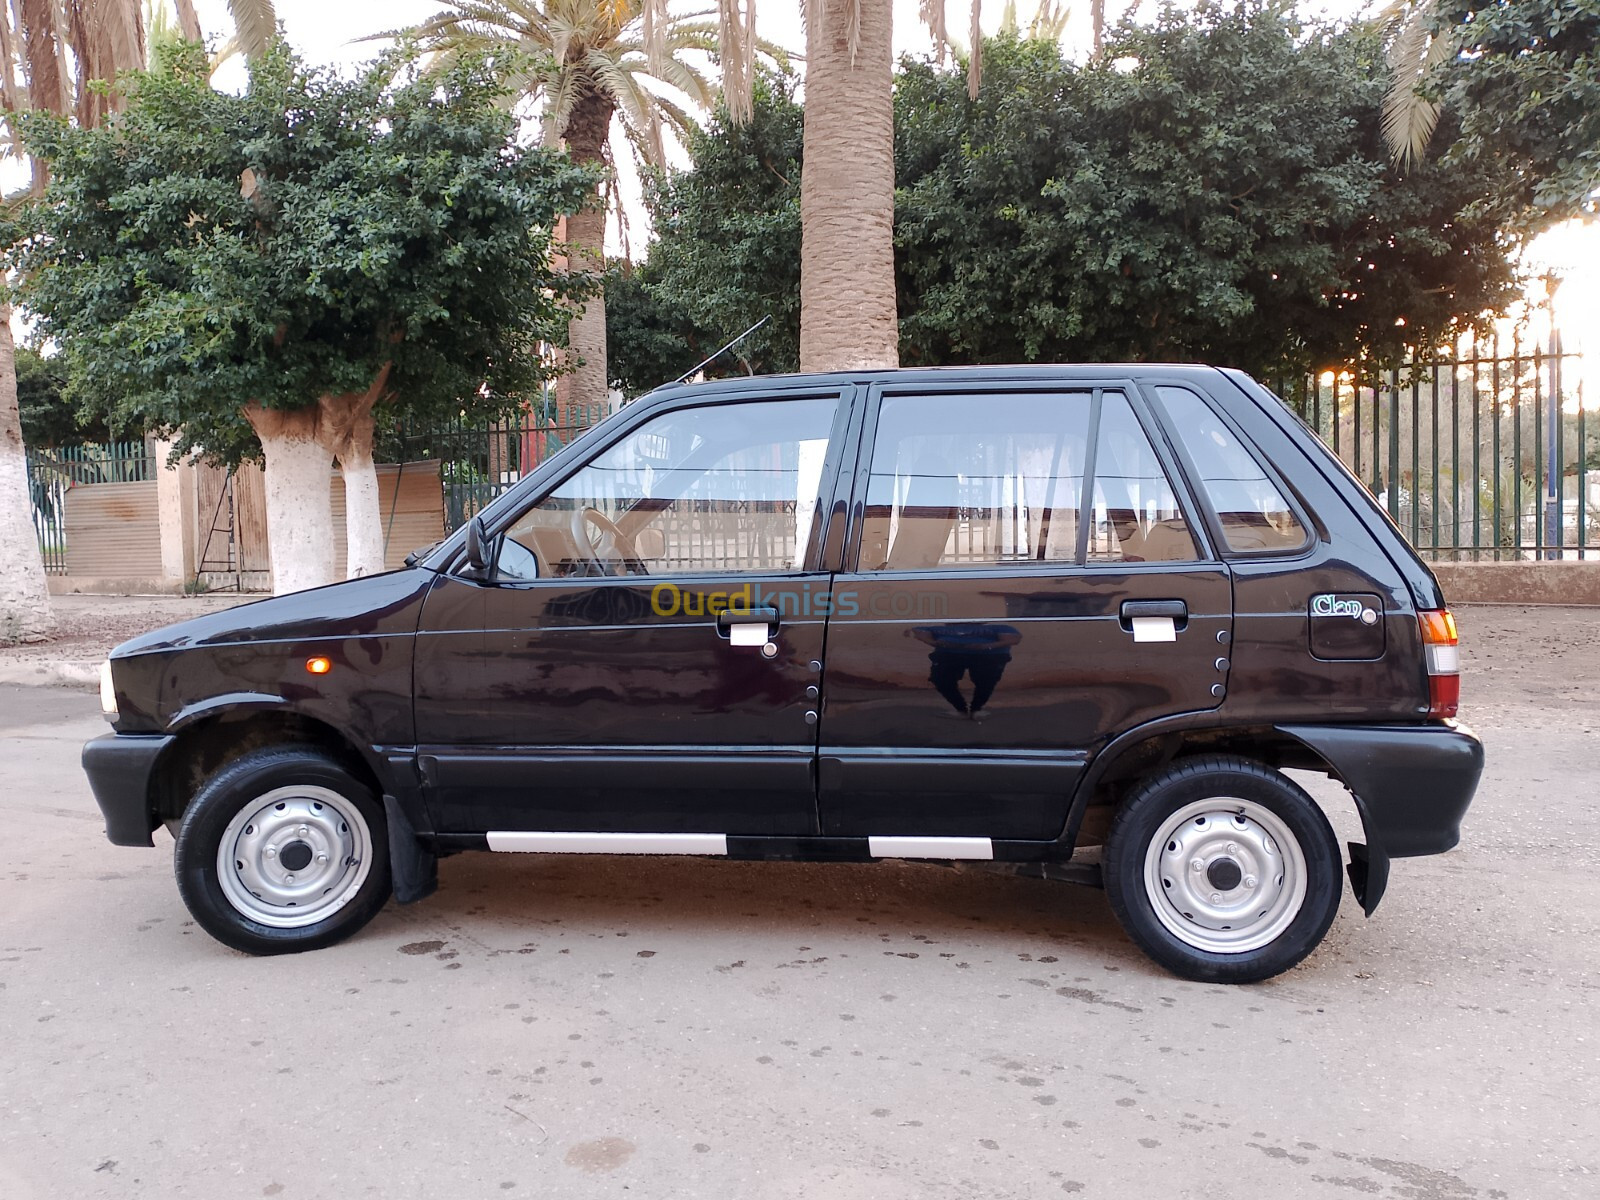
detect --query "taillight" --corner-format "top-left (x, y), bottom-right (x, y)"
top-left (1419, 609), bottom-right (1460, 718)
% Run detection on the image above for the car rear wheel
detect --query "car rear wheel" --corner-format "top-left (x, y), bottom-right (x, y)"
top-left (1104, 756), bottom-right (1341, 983)
top-left (174, 746), bottom-right (391, 955)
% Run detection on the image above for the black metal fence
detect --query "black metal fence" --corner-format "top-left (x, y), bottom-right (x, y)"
top-left (388, 397), bottom-right (613, 531)
top-left (402, 339), bottom-right (1593, 564)
top-left (1275, 330), bottom-right (1592, 560)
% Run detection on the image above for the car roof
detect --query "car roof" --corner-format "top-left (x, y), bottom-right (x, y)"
top-left (639, 363), bottom-right (1231, 403)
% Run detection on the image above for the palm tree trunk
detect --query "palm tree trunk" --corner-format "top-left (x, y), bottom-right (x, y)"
top-left (799, 0), bottom-right (899, 372)
top-left (173, 0), bottom-right (203, 42)
top-left (0, 302), bottom-right (57, 644)
top-left (555, 85), bottom-right (614, 429)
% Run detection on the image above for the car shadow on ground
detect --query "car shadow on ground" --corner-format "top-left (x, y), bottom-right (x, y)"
top-left (374, 851), bottom-right (1146, 967)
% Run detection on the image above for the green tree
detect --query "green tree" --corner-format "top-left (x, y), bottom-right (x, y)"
top-left (893, 4), bottom-right (1520, 374)
top-left (606, 73), bottom-right (802, 395)
top-left (616, 5), bottom-right (1526, 383)
top-left (1382, 0), bottom-right (1599, 220)
top-left (402, 0), bottom-right (770, 421)
top-left (13, 347), bottom-right (117, 447)
top-left (603, 266), bottom-right (700, 397)
top-left (18, 43), bottom-right (592, 593)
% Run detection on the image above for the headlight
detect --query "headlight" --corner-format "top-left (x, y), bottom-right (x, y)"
top-left (100, 660), bottom-right (118, 719)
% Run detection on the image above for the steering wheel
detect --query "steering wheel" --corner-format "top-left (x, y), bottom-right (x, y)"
top-left (569, 506), bottom-right (647, 576)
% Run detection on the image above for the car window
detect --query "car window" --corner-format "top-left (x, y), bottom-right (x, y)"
top-left (860, 390), bottom-right (1197, 571)
top-left (498, 397), bottom-right (837, 579)
top-left (1155, 385), bottom-right (1308, 554)
top-left (860, 392), bottom-right (1091, 571)
top-left (1086, 392), bottom-right (1199, 563)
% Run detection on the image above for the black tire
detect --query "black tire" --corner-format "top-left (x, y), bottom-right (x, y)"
top-left (1103, 755), bottom-right (1341, 984)
top-left (174, 746), bottom-right (391, 955)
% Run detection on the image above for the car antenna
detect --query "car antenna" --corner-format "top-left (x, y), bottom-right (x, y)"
top-left (672, 315), bottom-right (771, 384)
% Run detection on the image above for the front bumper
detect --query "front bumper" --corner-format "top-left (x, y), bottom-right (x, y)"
top-left (82, 732), bottom-right (173, 847)
top-left (1278, 721), bottom-right (1484, 913)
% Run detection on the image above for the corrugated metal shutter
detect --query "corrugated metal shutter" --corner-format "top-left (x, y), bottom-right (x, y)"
top-left (330, 461), bottom-right (446, 574)
top-left (64, 482), bottom-right (162, 577)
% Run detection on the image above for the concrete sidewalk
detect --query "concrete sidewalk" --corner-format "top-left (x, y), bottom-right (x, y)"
top-left (0, 591), bottom-right (257, 688)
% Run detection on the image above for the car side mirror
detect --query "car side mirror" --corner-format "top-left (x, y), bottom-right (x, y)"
top-left (462, 515), bottom-right (494, 579)
top-left (635, 527), bottom-right (667, 561)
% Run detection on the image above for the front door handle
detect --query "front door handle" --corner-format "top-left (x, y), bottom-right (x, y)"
top-left (716, 605), bottom-right (781, 631)
top-left (1120, 599), bottom-right (1188, 639)
top-left (1120, 600), bottom-right (1188, 623)
top-left (717, 606), bottom-right (781, 646)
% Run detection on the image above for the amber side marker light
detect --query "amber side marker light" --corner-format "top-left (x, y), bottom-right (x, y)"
top-left (1418, 610), bottom-right (1460, 719)
top-left (306, 656), bottom-right (333, 675)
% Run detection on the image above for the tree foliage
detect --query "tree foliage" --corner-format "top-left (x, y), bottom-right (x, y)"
top-left (608, 72), bottom-right (802, 394)
top-left (1434, 0), bottom-right (1600, 221)
top-left (612, 2), bottom-right (1529, 386)
top-left (16, 42), bottom-right (595, 465)
top-left (895, 2), bottom-right (1522, 374)
top-left (13, 347), bottom-right (116, 447)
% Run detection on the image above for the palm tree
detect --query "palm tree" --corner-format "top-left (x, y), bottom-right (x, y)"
top-left (792, 0), bottom-right (1000, 372)
top-left (1379, 0), bottom-right (1455, 169)
top-left (407, 0), bottom-right (762, 421)
top-left (799, 0), bottom-right (900, 371)
top-left (167, 1), bottom-right (281, 63)
top-left (999, 0), bottom-right (1071, 43)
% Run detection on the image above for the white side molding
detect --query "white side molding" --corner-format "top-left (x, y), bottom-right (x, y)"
top-left (486, 832), bottom-right (729, 855)
top-left (868, 836), bottom-right (994, 860)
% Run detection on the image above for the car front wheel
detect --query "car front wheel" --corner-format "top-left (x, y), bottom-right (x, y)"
top-left (174, 746), bottom-right (392, 955)
top-left (1104, 755), bottom-right (1342, 983)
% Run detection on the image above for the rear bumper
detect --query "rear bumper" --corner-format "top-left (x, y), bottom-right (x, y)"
top-left (82, 733), bottom-right (173, 847)
top-left (1278, 721), bottom-right (1484, 913)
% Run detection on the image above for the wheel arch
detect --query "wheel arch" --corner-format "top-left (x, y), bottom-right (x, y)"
top-left (1066, 719), bottom-right (1385, 912)
top-left (149, 702), bottom-right (385, 827)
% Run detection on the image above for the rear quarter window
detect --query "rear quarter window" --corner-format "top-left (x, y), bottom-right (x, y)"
top-left (1155, 385), bottom-right (1308, 554)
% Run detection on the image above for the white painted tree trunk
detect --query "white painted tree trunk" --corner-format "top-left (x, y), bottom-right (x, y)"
top-left (259, 433), bottom-right (335, 595)
top-left (338, 418), bottom-right (385, 579)
top-left (245, 404), bottom-right (337, 595)
top-left (0, 303), bottom-right (56, 644)
top-left (243, 368), bottom-right (391, 594)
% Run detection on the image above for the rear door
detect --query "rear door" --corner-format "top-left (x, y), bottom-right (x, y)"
top-left (815, 380), bottom-right (1233, 843)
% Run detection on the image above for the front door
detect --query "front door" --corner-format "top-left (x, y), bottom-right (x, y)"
top-left (817, 382), bottom-right (1233, 843)
top-left (415, 388), bottom-right (850, 837)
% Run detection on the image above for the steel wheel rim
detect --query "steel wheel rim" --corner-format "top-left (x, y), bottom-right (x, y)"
top-left (1142, 797), bottom-right (1308, 955)
top-left (216, 786), bottom-right (373, 929)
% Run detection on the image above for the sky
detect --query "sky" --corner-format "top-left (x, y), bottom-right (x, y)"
top-left (108, 2), bottom-right (1600, 388)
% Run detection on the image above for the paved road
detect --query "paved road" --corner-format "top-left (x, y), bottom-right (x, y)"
top-left (1, 606), bottom-right (1595, 1199)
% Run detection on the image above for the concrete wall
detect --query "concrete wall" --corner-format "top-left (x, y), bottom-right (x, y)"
top-left (59, 459), bottom-right (446, 593)
top-left (1433, 561), bottom-right (1600, 607)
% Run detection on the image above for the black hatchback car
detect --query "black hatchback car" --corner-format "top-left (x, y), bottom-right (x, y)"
top-left (84, 366), bottom-right (1483, 982)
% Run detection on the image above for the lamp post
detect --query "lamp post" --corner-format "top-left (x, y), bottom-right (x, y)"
top-left (1544, 272), bottom-right (1563, 560)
